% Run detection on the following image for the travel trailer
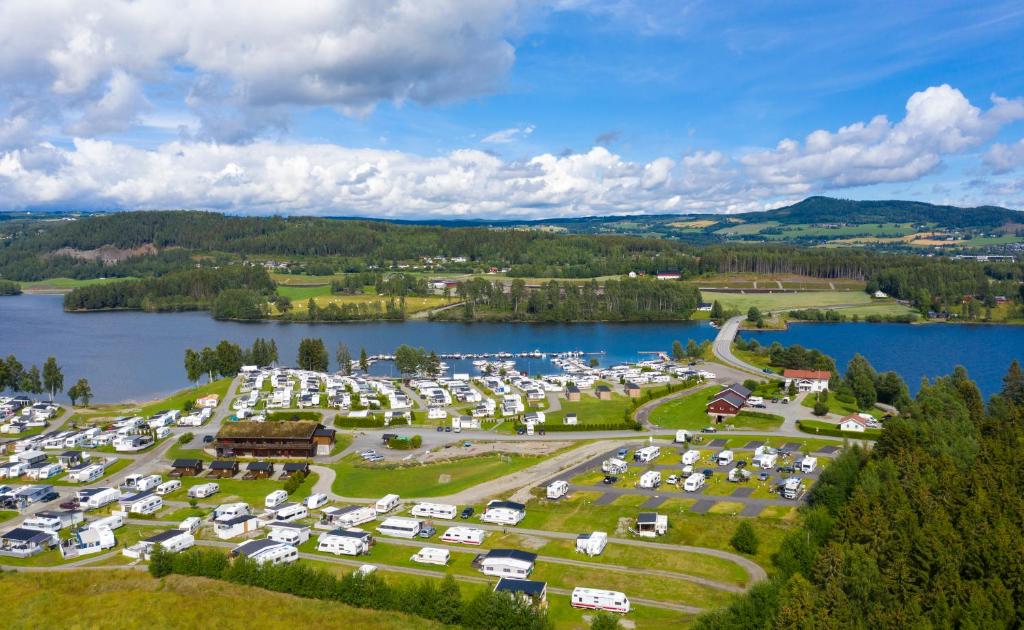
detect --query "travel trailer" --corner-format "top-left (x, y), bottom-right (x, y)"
top-left (571, 587), bottom-right (631, 614)
top-left (440, 527), bottom-right (485, 545)
top-left (410, 502), bottom-right (457, 520)
top-left (376, 517), bottom-right (422, 539)
top-left (637, 471), bottom-right (661, 489)
top-left (317, 529), bottom-right (372, 556)
top-left (683, 473), bottom-right (706, 492)
top-left (375, 494), bottom-right (400, 514)
top-left (264, 490), bottom-right (288, 509)
top-left (411, 547), bottom-right (450, 566)
top-left (575, 531), bottom-right (608, 556)
top-left (546, 480), bottom-right (569, 500)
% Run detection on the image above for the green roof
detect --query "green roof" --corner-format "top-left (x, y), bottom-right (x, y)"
top-left (217, 421), bottom-right (318, 439)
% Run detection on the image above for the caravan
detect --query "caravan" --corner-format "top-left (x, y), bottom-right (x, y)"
top-left (683, 473), bottom-right (706, 492)
top-left (601, 458), bottom-right (628, 474)
top-left (317, 529), bottom-right (372, 556)
top-left (304, 493), bottom-right (328, 510)
top-left (571, 587), bottom-right (630, 614)
top-left (264, 490), bottom-right (288, 509)
top-left (716, 450), bottom-right (734, 466)
top-left (546, 480), bottom-right (569, 500)
top-left (411, 547), bottom-right (450, 566)
top-left (375, 494), bottom-right (400, 514)
top-left (410, 502), bottom-right (457, 520)
top-left (155, 480), bottom-right (181, 495)
top-left (681, 450), bottom-right (701, 466)
top-left (440, 527), bottom-right (485, 545)
top-left (575, 532), bottom-right (608, 556)
top-left (637, 471), bottom-right (661, 489)
top-left (188, 483), bottom-right (219, 499)
top-left (633, 446), bottom-right (661, 464)
top-left (799, 456), bottom-right (818, 473)
top-left (377, 517), bottom-right (422, 539)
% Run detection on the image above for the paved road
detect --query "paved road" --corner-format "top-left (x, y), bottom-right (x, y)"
top-left (712, 316), bottom-right (779, 379)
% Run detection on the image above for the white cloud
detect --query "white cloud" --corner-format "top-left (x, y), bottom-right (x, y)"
top-left (0, 0), bottom-right (521, 140)
top-left (984, 139), bottom-right (1024, 174)
top-left (0, 84), bottom-right (1022, 217)
top-left (482, 125), bottom-right (535, 144)
top-left (67, 70), bottom-right (149, 136)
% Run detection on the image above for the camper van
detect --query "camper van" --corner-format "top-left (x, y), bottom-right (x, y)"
top-left (799, 456), bottom-right (818, 473)
top-left (638, 470), bottom-right (661, 489)
top-left (683, 473), bottom-right (706, 492)
top-left (674, 430), bottom-right (689, 443)
top-left (377, 517), bottom-right (422, 539)
top-left (782, 477), bottom-right (804, 500)
top-left (375, 494), bottom-right (400, 514)
top-left (546, 480), bottom-right (569, 500)
top-left (440, 527), bottom-right (485, 546)
top-left (571, 587), bottom-right (631, 614)
top-left (155, 480), bottom-right (181, 495)
top-left (601, 458), bottom-right (628, 474)
top-left (188, 483), bottom-right (219, 499)
top-left (716, 450), bottom-right (734, 466)
top-left (411, 547), bottom-right (450, 566)
top-left (304, 493), bottom-right (328, 510)
top-left (264, 489), bottom-right (288, 509)
top-left (681, 450), bottom-right (701, 466)
top-left (179, 516), bottom-right (201, 534)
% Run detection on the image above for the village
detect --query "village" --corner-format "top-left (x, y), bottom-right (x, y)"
top-left (0, 324), bottom-right (870, 628)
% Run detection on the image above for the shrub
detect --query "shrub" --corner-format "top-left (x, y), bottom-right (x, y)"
top-left (178, 432), bottom-right (194, 445)
top-left (813, 401), bottom-right (829, 416)
top-left (266, 411), bottom-right (321, 422)
top-left (730, 521), bottom-right (759, 554)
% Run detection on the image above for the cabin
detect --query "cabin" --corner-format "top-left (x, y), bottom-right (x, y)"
top-left (595, 385), bottom-right (612, 400)
top-left (214, 514), bottom-right (261, 540)
top-left (495, 578), bottom-right (548, 606)
top-left (214, 421), bottom-right (333, 458)
top-left (317, 528), bottom-right (372, 556)
top-left (60, 526), bottom-right (115, 559)
top-left (208, 460), bottom-right (240, 478)
top-left (481, 500), bottom-right (526, 525)
top-left (123, 529), bottom-right (196, 559)
top-left (783, 369), bottom-right (831, 393)
top-left (318, 505), bottom-right (377, 530)
top-left (57, 451), bottom-right (84, 467)
top-left (479, 548), bottom-right (537, 578)
top-left (635, 512), bottom-right (668, 538)
top-left (281, 462), bottom-right (310, 478)
top-left (625, 382), bottom-right (641, 398)
top-left (0, 527), bottom-right (55, 558)
top-left (231, 539), bottom-right (298, 566)
top-left (565, 384), bottom-right (581, 402)
top-left (170, 459), bottom-right (204, 477)
top-left (244, 461), bottom-right (275, 480)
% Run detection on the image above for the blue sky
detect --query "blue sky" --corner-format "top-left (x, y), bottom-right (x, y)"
top-left (1, 0), bottom-right (1023, 217)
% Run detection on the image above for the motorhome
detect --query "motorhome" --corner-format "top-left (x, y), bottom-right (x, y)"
top-left (188, 483), bottom-right (219, 499)
top-left (410, 502), bottom-right (458, 520)
top-left (782, 477), bottom-right (805, 500)
top-left (681, 450), bottom-right (701, 466)
top-left (637, 470), bottom-right (661, 489)
top-left (269, 502), bottom-right (308, 523)
top-left (375, 494), bottom-right (400, 514)
top-left (546, 480), bottom-right (569, 500)
top-left (411, 547), bottom-right (450, 566)
top-left (601, 458), bottom-right (628, 474)
top-left (683, 473), bottom-right (706, 492)
top-left (232, 539), bottom-right (299, 566)
top-left (633, 446), bottom-right (661, 464)
top-left (571, 587), bottom-right (631, 614)
top-left (317, 529), bottom-right (372, 556)
top-left (377, 516), bottom-right (422, 539)
top-left (304, 493), bottom-right (328, 510)
top-left (799, 456), bottom-right (818, 473)
top-left (267, 522), bottom-right (311, 545)
top-left (716, 450), bottom-right (734, 466)
top-left (318, 505), bottom-right (376, 530)
top-left (575, 531), bottom-right (608, 556)
top-left (155, 480), bottom-right (181, 495)
top-left (674, 430), bottom-right (689, 443)
top-left (264, 489), bottom-right (288, 509)
top-left (440, 526), bottom-right (485, 546)
top-left (480, 500), bottom-right (526, 525)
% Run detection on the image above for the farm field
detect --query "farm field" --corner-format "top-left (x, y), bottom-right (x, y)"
top-left (703, 289), bottom-right (872, 313)
top-left (0, 572), bottom-right (436, 630)
top-left (277, 292), bottom-right (448, 315)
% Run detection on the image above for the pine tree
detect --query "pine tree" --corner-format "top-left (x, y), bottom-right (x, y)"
top-left (730, 521), bottom-right (759, 554)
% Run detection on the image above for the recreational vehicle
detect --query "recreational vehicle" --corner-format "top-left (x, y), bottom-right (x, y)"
top-left (637, 471), bottom-right (661, 489)
top-left (799, 456), bottom-right (818, 473)
top-left (213, 502), bottom-right (252, 521)
top-left (575, 532), bottom-right (608, 556)
top-left (76, 487), bottom-right (120, 510)
top-left (782, 477), bottom-right (804, 500)
top-left (264, 490), bottom-right (288, 509)
top-left (377, 516), bottom-right (422, 539)
top-left (267, 522), bottom-right (310, 545)
top-left (601, 458), bottom-right (628, 474)
top-left (674, 430), bottom-right (689, 443)
top-left (571, 587), bottom-right (631, 614)
top-left (681, 450), bottom-right (701, 466)
top-left (633, 446), bottom-right (660, 464)
top-left (375, 494), bottom-right (400, 514)
top-left (318, 505), bottom-right (376, 530)
top-left (304, 493), bottom-right (328, 509)
top-left (317, 529), bottom-right (372, 556)
top-left (232, 539), bottom-right (299, 565)
top-left (411, 547), bottom-right (450, 566)
top-left (87, 513), bottom-right (125, 532)
top-left (683, 473), bottom-right (706, 492)
top-left (410, 502), bottom-right (458, 520)
top-left (481, 500), bottom-right (526, 525)
top-left (188, 483), bottom-right (219, 499)
top-left (68, 464), bottom-right (104, 484)
top-left (179, 516), bottom-right (201, 534)
top-left (479, 549), bottom-right (537, 578)
top-left (123, 529), bottom-right (194, 559)
top-left (546, 480), bottom-right (569, 500)
top-left (119, 491), bottom-right (162, 515)
top-left (440, 527), bottom-right (485, 545)
top-left (269, 502), bottom-right (308, 523)
top-left (155, 480), bottom-right (181, 495)
top-left (716, 450), bottom-right (734, 466)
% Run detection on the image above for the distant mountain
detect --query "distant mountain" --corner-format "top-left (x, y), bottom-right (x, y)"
top-left (741, 196), bottom-right (1022, 228)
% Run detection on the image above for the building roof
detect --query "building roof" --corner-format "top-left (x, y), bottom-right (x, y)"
top-left (720, 383), bottom-right (752, 398)
top-left (325, 528), bottom-right (371, 539)
top-left (172, 458), bottom-right (203, 468)
top-left (495, 578), bottom-right (546, 597)
top-left (487, 500), bottom-right (526, 512)
top-left (217, 421), bottom-right (319, 440)
top-left (282, 462), bottom-right (310, 472)
top-left (783, 369), bottom-right (832, 380)
top-left (483, 548), bottom-right (537, 563)
top-left (625, 382), bottom-right (640, 389)
top-left (144, 529), bottom-right (188, 544)
top-left (2, 527), bottom-right (52, 543)
top-left (708, 392), bottom-right (746, 409)
top-left (120, 490), bottom-right (155, 503)
top-left (210, 460), bottom-right (239, 470)
top-left (636, 512), bottom-right (659, 524)
top-left (595, 385), bottom-right (611, 392)
top-left (233, 538), bottom-right (281, 557)
top-left (218, 514), bottom-right (257, 526)
top-left (247, 461), bottom-right (274, 471)
top-left (840, 414), bottom-right (869, 427)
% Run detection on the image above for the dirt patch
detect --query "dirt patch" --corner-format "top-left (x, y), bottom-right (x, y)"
top-left (436, 474), bottom-right (452, 484)
top-left (48, 243), bottom-right (159, 264)
top-left (615, 516), bottom-right (633, 536)
top-left (420, 440), bottom-right (571, 464)
top-left (505, 533), bottom-right (548, 551)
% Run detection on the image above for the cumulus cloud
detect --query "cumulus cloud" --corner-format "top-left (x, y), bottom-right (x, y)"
top-left (66, 70), bottom-right (149, 136)
top-left (0, 84), bottom-right (1021, 217)
top-left (0, 0), bottom-right (520, 139)
top-left (482, 124), bottom-right (535, 144)
top-left (984, 139), bottom-right (1024, 174)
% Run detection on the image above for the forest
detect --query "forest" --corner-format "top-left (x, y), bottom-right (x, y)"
top-left (694, 362), bottom-right (1024, 629)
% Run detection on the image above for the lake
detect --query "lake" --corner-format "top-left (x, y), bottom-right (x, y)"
top-left (1, 294), bottom-right (1021, 403)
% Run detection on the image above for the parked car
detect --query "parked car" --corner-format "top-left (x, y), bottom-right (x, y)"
top-left (463, 441), bottom-right (472, 447)
top-left (41, 491), bottom-right (60, 503)
top-left (59, 500), bottom-right (79, 510)
top-left (701, 469), bottom-right (714, 479)
top-left (758, 471), bottom-right (771, 481)
top-left (778, 465), bottom-right (795, 474)
top-left (436, 426), bottom-right (444, 432)
top-left (617, 448), bottom-right (629, 458)
top-left (602, 475), bottom-right (618, 485)
top-left (762, 368), bottom-right (773, 374)
top-left (418, 525), bottom-right (436, 539)
top-left (782, 397), bottom-right (790, 404)
top-left (770, 398), bottom-right (779, 403)
top-left (666, 475), bottom-right (679, 485)
top-left (736, 460), bottom-right (747, 468)
top-left (701, 427), bottom-right (717, 433)
top-left (516, 427), bottom-right (526, 435)
top-left (203, 435), bottom-right (214, 443)
top-left (444, 426), bottom-right (452, 432)
top-left (460, 506), bottom-right (475, 519)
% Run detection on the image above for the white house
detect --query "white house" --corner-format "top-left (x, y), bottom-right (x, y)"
top-left (60, 526), bottom-right (116, 558)
top-left (480, 549), bottom-right (537, 578)
top-left (317, 528), bottom-right (372, 556)
top-left (481, 500), bottom-right (526, 526)
top-left (838, 414), bottom-right (869, 432)
top-left (783, 369), bottom-right (831, 393)
top-left (214, 515), bottom-right (261, 540)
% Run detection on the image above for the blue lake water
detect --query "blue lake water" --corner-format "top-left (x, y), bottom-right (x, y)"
top-left (1, 294), bottom-right (1021, 402)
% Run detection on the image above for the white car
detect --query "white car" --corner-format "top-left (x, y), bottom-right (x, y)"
top-left (666, 475), bottom-right (679, 485)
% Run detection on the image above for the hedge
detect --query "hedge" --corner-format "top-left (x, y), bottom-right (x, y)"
top-left (524, 421), bottom-right (642, 432)
top-left (148, 547), bottom-right (548, 629)
top-left (334, 416), bottom-right (386, 428)
top-left (266, 411), bottom-right (322, 422)
top-left (797, 419), bottom-right (880, 440)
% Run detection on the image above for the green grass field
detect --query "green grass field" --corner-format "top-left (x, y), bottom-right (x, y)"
top-left (0, 572), bottom-right (436, 630)
top-left (799, 418), bottom-right (881, 439)
top-left (274, 292), bottom-right (448, 315)
top-left (545, 392), bottom-right (634, 424)
top-left (647, 388), bottom-right (783, 430)
top-left (704, 289), bottom-right (871, 313)
top-left (163, 473), bottom-right (318, 506)
top-left (714, 221), bottom-right (780, 235)
top-left (801, 391), bottom-right (861, 415)
top-left (0, 510), bottom-right (17, 524)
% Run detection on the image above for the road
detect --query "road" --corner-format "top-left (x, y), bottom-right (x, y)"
top-left (712, 316), bottom-right (780, 379)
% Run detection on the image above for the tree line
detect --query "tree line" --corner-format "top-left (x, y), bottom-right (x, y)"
top-left (0, 279), bottom-right (21, 295)
top-left (695, 361), bottom-right (1024, 629)
top-left (183, 338), bottom-right (279, 385)
top-left (0, 354), bottom-right (92, 406)
top-left (148, 547), bottom-right (550, 629)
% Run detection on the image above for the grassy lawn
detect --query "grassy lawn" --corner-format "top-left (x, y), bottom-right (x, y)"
top-left (279, 293), bottom-right (448, 315)
top-left (165, 442), bottom-right (215, 462)
top-left (141, 378), bottom-right (232, 417)
top-left (647, 388), bottom-right (718, 429)
top-left (704, 289), bottom-right (871, 313)
top-left (798, 419), bottom-right (881, 440)
top-left (0, 572), bottom-right (436, 630)
top-left (164, 473), bottom-right (318, 506)
top-left (828, 301), bottom-right (917, 319)
top-left (545, 393), bottom-right (634, 425)
top-left (0, 510), bottom-right (17, 524)
top-left (330, 450), bottom-right (556, 498)
top-left (801, 392), bottom-right (861, 415)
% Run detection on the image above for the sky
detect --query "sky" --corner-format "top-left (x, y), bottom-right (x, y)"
top-left (1, 0), bottom-right (1024, 219)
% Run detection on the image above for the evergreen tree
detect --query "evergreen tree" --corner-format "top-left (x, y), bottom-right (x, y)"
top-left (359, 347), bottom-right (369, 372)
top-left (22, 366), bottom-right (43, 395)
top-left (710, 300), bottom-right (723, 320)
top-left (297, 338), bottom-right (329, 371)
top-left (844, 353), bottom-right (878, 410)
top-left (5, 356), bottom-right (24, 392)
top-left (730, 521), bottom-right (759, 554)
top-left (1001, 359), bottom-right (1024, 405)
top-left (686, 339), bottom-right (700, 358)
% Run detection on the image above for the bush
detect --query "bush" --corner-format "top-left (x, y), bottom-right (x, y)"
top-left (335, 417), bottom-right (386, 428)
top-left (813, 401), bottom-right (829, 416)
top-left (591, 612), bottom-right (621, 629)
top-left (730, 521), bottom-right (759, 554)
top-left (743, 379), bottom-right (760, 392)
top-left (178, 432), bottom-right (194, 445)
top-left (266, 411), bottom-right (321, 422)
